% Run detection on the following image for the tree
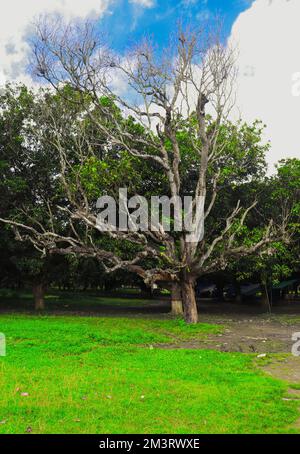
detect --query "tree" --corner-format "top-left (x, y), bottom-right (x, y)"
top-left (229, 158), bottom-right (300, 310)
top-left (0, 18), bottom-right (289, 323)
top-left (0, 84), bottom-right (62, 310)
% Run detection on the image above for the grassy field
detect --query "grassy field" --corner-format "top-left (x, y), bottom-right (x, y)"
top-left (0, 313), bottom-right (299, 434)
top-left (0, 289), bottom-right (164, 310)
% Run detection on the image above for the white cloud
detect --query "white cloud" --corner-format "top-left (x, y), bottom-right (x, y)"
top-left (1, 0), bottom-right (298, 172)
top-left (129, 0), bottom-right (155, 8)
top-left (230, 0), bottom-right (300, 170)
top-left (0, 0), bottom-right (110, 85)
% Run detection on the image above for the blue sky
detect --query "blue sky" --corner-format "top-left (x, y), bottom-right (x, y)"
top-left (0, 0), bottom-right (255, 86)
top-left (101, 0), bottom-right (254, 51)
top-left (0, 0), bottom-right (298, 168)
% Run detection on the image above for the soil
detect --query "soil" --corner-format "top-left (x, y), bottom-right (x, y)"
top-left (152, 313), bottom-right (300, 354)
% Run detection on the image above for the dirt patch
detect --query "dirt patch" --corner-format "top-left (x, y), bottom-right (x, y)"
top-left (262, 356), bottom-right (300, 383)
top-left (207, 317), bottom-right (298, 353)
top-left (287, 388), bottom-right (300, 397)
top-left (156, 314), bottom-right (300, 354)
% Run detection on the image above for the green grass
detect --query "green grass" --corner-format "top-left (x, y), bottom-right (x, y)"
top-left (0, 314), bottom-right (299, 434)
top-left (0, 289), bottom-right (163, 310)
top-left (274, 314), bottom-right (300, 325)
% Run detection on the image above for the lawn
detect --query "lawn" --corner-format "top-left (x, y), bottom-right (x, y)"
top-left (0, 314), bottom-right (299, 434)
top-left (0, 289), bottom-right (165, 310)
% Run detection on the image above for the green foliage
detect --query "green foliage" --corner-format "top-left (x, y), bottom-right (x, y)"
top-left (273, 159), bottom-right (300, 224)
top-left (77, 153), bottom-right (142, 199)
top-left (0, 83), bottom-right (298, 291)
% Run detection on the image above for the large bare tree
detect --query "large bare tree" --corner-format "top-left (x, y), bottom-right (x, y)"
top-left (0, 17), bottom-right (287, 323)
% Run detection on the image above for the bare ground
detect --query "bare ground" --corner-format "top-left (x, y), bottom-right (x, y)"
top-left (155, 313), bottom-right (300, 354)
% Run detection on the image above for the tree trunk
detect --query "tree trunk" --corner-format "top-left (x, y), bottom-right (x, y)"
top-left (216, 282), bottom-right (225, 302)
top-left (260, 281), bottom-right (271, 313)
top-left (33, 283), bottom-right (45, 311)
top-left (171, 282), bottom-right (183, 315)
top-left (140, 282), bottom-right (153, 299)
top-left (181, 278), bottom-right (198, 324)
top-left (235, 283), bottom-right (243, 304)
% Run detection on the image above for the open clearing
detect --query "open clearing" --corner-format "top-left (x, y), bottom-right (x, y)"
top-left (1, 306), bottom-right (300, 434)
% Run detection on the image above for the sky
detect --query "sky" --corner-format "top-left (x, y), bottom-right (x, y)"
top-left (0, 0), bottom-right (299, 171)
